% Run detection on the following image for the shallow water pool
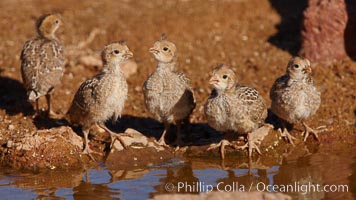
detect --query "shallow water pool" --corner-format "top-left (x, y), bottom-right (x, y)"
top-left (0, 144), bottom-right (355, 200)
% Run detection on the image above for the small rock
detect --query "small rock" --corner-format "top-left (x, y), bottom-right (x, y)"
top-left (113, 128), bottom-right (149, 151)
top-left (2, 127), bottom-right (85, 170)
top-left (6, 140), bottom-right (13, 148)
top-left (49, 165), bottom-right (56, 170)
top-left (134, 86), bottom-right (141, 92)
top-left (213, 35), bottom-right (222, 42)
top-left (67, 72), bottom-right (74, 79)
top-left (8, 124), bottom-right (15, 130)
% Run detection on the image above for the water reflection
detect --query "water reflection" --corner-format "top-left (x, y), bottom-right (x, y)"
top-left (0, 145), bottom-right (354, 200)
top-left (153, 164), bottom-right (199, 196)
top-left (273, 156), bottom-right (325, 200)
top-left (73, 170), bottom-right (114, 200)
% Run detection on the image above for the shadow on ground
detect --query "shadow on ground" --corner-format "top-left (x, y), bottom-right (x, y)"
top-left (0, 76), bottom-right (34, 116)
top-left (107, 115), bottom-right (219, 146)
top-left (32, 115), bottom-right (69, 130)
top-left (345, 0), bottom-right (356, 60)
top-left (268, 0), bottom-right (308, 55)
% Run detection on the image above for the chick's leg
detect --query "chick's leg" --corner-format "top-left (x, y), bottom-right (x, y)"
top-left (172, 119), bottom-right (185, 147)
top-left (46, 94), bottom-right (61, 118)
top-left (207, 131), bottom-right (237, 159)
top-left (236, 133), bottom-right (261, 158)
top-left (46, 94), bottom-right (51, 115)
top-left (31, 99), bottom-right (40, 117)
top-left (302, 122), bottom-right (328, 142)
top-left (247, 132), bottom-right (262, 158)
top-left (98, 123), bottom-right (128, 149)
top-left (157, 122), bottom-right (170, 146)
top-left (82, 128), bottom-right (96, 161)
top-left (176, 122), bottom-right (182, 147)
top-left (207, 139), bottom-right (235, 160)
top-left (237, 125), bottom-right (272, 157)
top-left (278, 121), bottom-right (296, 146)
top-left (278, 127), bottom-right (296, 146)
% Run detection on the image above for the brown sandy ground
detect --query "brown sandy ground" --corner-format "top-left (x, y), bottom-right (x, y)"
top-left (0, 0), bottom-right (355, 170)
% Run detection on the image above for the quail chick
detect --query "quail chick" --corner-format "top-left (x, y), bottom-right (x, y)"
top-left (204, 65), bottom-right (268, 159)
top-left (67, 42), bottom-right (133, 158)
top-left (142, 36), bottom-right (196, 147)
top-left (21, 14), bottom-right (65, 116)
top-left (270, 57), bottom-right (326, 143)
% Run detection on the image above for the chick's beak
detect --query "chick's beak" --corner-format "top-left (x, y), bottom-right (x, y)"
top-left (123, 51), bottom-right (133, 59)
top-left (149, 47), bottom-right (159, 54)
top-left (209, 76), bottom-right (219, 85)
top-left (304, 66), bottom-right (312, 74)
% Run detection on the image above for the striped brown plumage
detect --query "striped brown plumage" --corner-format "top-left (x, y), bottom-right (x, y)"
top-left (143, 37), bottom-right (196, 147)
top-left (20, 14), bottom-right (65, 116)
top-left (270, 57), bottom-right (326, 143)
top-left (204, 65), bottom-right (268, 159)
top-left (67, 42), bottom-right (133, 159)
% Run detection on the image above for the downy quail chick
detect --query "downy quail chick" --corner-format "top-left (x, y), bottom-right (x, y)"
top-left (270, 57), bottom-right (326, 144)
top-left (142, 36), bottom-right (196, 147)
top-left (67, 41), bottom-right (133, 158)
top-left (204, 65), bottom-right (268, 159)
top-left (21, 14), bottom-right (65, 116)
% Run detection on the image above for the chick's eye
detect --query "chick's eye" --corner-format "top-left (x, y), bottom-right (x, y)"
top-left (163, 47), bottom-right (169, 51)
top-left (55, 20), bottom-right (59, 24)
top-left (222, 75), bottom-right (228, 79)
top-left (113, 50), bottom-right (120, 54)
top-left (293, 64), bottom-right (299, 68)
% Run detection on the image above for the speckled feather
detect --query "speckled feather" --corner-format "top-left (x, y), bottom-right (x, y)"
top-left (68, 42), bottom-right (131, 130)
top-left (143, 63), bottom-right (195, 123)
top-left (205, 66), bottom-right (267, 134)
top-left (68, 67), bottom-right (127, 129)
top-left (21, 18), bottom-right (65, 100)
top-left (143, 39), bottom-right (195, 124)
top-left (270, 61), bottom-right (320, 124)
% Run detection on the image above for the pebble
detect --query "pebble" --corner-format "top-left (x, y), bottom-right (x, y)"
top-left (241, 35), bottom-right (248, 41)
top-left (68, 72), bottom-right (74, 79)
top-left (6, 140), bottom-right (13, 148)
top-left (49, 165), bottom-right (56, 170)
top-left (213, 35), bottom-right (222, 42)
top-left (8, 124), bottom-right (15, 130)
top-left (134, 86), bottom-right (141, 92)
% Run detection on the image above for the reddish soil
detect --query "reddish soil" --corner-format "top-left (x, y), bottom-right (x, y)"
top-left (0, 0), bottom-right (355, 169)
